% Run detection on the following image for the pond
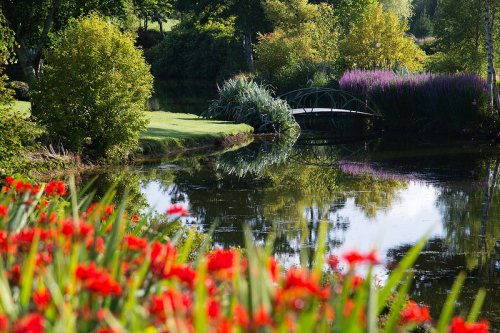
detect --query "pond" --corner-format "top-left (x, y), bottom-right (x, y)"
top-left (86, 133), bottom-right (500, 329)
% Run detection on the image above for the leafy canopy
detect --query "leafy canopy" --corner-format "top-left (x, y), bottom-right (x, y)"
top-left (341, 4), bottom-right (425, 72)
top-left (255, 0), bottom-right (339, 89)
top-left (32, 14), bottom-right (153, 159)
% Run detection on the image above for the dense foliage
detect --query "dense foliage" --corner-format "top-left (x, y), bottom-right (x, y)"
top-left (32, 15), bottom-right (153, 159)
top-left (255, 0), bottom-right (339, 92)
top-left (204, 77), bottom-right (299, 136)
top-left (0, 13), bottom-right (40, 173)
top-left (147, 16), bottom-right (244, 79)
top-left (340, 4), bottom-right (426, 72)
top-left (0, 175), bottom-right (491, 332)
top-left (339, 70), bottom-right (488, 133)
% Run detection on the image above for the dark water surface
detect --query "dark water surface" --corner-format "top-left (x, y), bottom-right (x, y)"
top-left (89, 134), bottom-right (500, 328)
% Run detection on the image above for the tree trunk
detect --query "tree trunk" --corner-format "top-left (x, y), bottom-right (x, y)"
top-left (485, 0), bottom-right (500, 111)
top-left (479, 157), bottom-right (499, 264)
top-left (243, 25), bottom-right (254, 71)
top-left (9, 0), bottom-right (60, 84)
top-left (13, 38), bottom-right (36, 83)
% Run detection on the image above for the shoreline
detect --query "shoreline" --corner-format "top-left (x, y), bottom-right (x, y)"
top-left (27, 130), bottom-right (255, 180)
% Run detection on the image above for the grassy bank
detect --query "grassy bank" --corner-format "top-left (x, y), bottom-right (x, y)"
top-left (139, 111), bottom-right (254, 155)
top-left (12, 100), bottom-right (30, 115)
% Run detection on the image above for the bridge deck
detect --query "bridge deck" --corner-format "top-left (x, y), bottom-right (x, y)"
top-left (290, 108), bottom-right (378, 117)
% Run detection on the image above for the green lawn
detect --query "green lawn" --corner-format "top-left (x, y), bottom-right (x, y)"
top-left (12, 101), bottom-right (31, 116)
top-left (7, 103), bottom-right (254, 155)
top-left (140, 112), bottom-right (253, 153)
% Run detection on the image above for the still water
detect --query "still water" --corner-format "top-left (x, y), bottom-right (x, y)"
top-left (90, 134), bottom-right (500, 328)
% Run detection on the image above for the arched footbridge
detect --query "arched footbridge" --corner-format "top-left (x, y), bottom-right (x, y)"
top-left (279, 87), bottom-right (382, 120)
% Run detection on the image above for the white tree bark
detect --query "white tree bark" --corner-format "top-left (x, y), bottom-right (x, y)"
top-left (485, 0), bottom-right (500, 111)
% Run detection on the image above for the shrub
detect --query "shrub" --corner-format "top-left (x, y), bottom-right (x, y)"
top-left (0, 175), bottom-right (491, 332)
top-left (147, 17), bottom-right (244, 80)
top-left (255, 1), bottom-right (340, 91)
top-left (203, 78), bottom-right (299, 136)
top-left (340, 4), bottom-right (426, 73)
top-left (0, 74), bottom-right (40, 173)
top-left (7, 81), bottom-right (29, 101)
top-left (339, 70), bottom-right (488, 133)
top-left (32, 14), bottom-right (153, 159)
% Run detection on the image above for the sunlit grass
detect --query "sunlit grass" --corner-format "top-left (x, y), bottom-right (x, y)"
top-left (140, 111), bottom-right (253, 145)
top-left (12, 100), bottom-right (31, 116)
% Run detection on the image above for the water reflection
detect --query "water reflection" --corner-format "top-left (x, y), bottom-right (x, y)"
top-left (87, 137), bottom-right (500, 328)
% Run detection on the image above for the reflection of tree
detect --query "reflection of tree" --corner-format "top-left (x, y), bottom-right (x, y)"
top-left (172, 142), bottom-right (408, 254)
top-left (344, 175), bottom-right (406, 218)
top-left (82, 168), bottom-right (149, 215)
top-left (215, 138), bottom-right (295, 177)
top-left (438, 157), bottom-right (500, 270)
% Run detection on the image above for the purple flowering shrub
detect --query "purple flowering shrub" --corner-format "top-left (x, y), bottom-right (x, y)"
top-left (339, 70), bottom-right (487, 133)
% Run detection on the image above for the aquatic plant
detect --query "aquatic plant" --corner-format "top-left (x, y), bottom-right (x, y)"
top-left (339, 70), bottom-right (488, 134)
top-left (0, 175), bottom-right (490, 332)
top-left (204, 77), bottom-right (300, 137)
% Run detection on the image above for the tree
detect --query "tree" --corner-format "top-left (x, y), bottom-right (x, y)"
top-left (433, 0), bottom-right (484, 73)
top-left (340, 4), bottom-right (426, 72)
top-left (380, 0), bottom-right (413, 21)
top-left (133, 0), bottom-right (173, 34)
top-left (484, 0), bottom-right (500, 111)
top-left (172, 0), bottom-right (269, 71)
top-left (32, 14), bottom-right (153, 159)
top-left (255, 0), bottom-right (340, 88)
top-left (0, 11), bottom-right (40, 171)
top-left (2, 0), bottom-right (137, 84)
top-left (315, 0), bottom-right (376, 33)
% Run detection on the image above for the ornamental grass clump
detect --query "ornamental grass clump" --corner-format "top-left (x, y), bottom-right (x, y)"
top-left (204, 78), bottom-right (300, 137)
top-left (0, 175), bottom-right (491, 332)
top-left (339, 70), bottom-right (488, 134)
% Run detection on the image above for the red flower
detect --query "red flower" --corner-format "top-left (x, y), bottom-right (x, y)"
top-left (283, 268), bottom-right (326, 298)
top-left (327, 254), bottom-right (339, 270)
top-left (14, 180), bottom-right (32, 193)
top-left (268, 257), bottom-right (280, 282)
top-left (131, 215), bottom-right (140, 223)
top-left (149, 289), bottom-right (192, 321)
top-left (150, 241), bottom-right (177, 278)
top-left (13, 313), bottom-right (44, 333)
top-left (166, 203), bottom-right (188, 218)
top-left (167, 264), bottom-right (196, 287)
top-left (449, 316), bottom-right (489, 333)
top-left (207, 299), bottom-right (221, 318)
top-left (400, 301), bottom-right (431, 325)
top-left (4, 176), bottom-right (14, 187)
top-left (234, 304), bottom-right (249, 328)
top-left (33, 287), bottom-right (51, 311)
top-left (44, 181), bottom-right (67, 196)
top-left (207, 249), bottom-right (236, 272)
top-left (39, 212), bottom-right (57, 224)
top-left (124, 235), bottom-right (147, 252)
top-left (253, 306), bottom-right (272, 328)
top-left (75, 263), bottom-right (121, 296)
top-left (0, 314), bottom-right (8, 331)
top-left (342, 250), bottom-right (380, 267)
top-left (0, 205), bottom-right (7, 220)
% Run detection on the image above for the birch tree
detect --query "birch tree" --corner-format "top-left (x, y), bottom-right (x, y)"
top-left (484, 0), bottom-right (500, 111)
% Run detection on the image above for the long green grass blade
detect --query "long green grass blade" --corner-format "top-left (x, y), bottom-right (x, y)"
top-left (436, 272), bottom-right (466, 333)
top-left (467, 288), bottom-right (486, 323)
top-left (378, 235), bottom-right (428, 314)
top-left (20, 230), bottom-right (40, 308)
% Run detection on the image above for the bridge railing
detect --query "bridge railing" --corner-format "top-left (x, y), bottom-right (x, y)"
top-left (279, 87), bottom-right (380, 116)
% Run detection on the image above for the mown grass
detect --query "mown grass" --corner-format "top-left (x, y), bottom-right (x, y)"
top-left (139, 111), bottom-right (254, 155)
top-left (12, 100), bottom-right (31, 116)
